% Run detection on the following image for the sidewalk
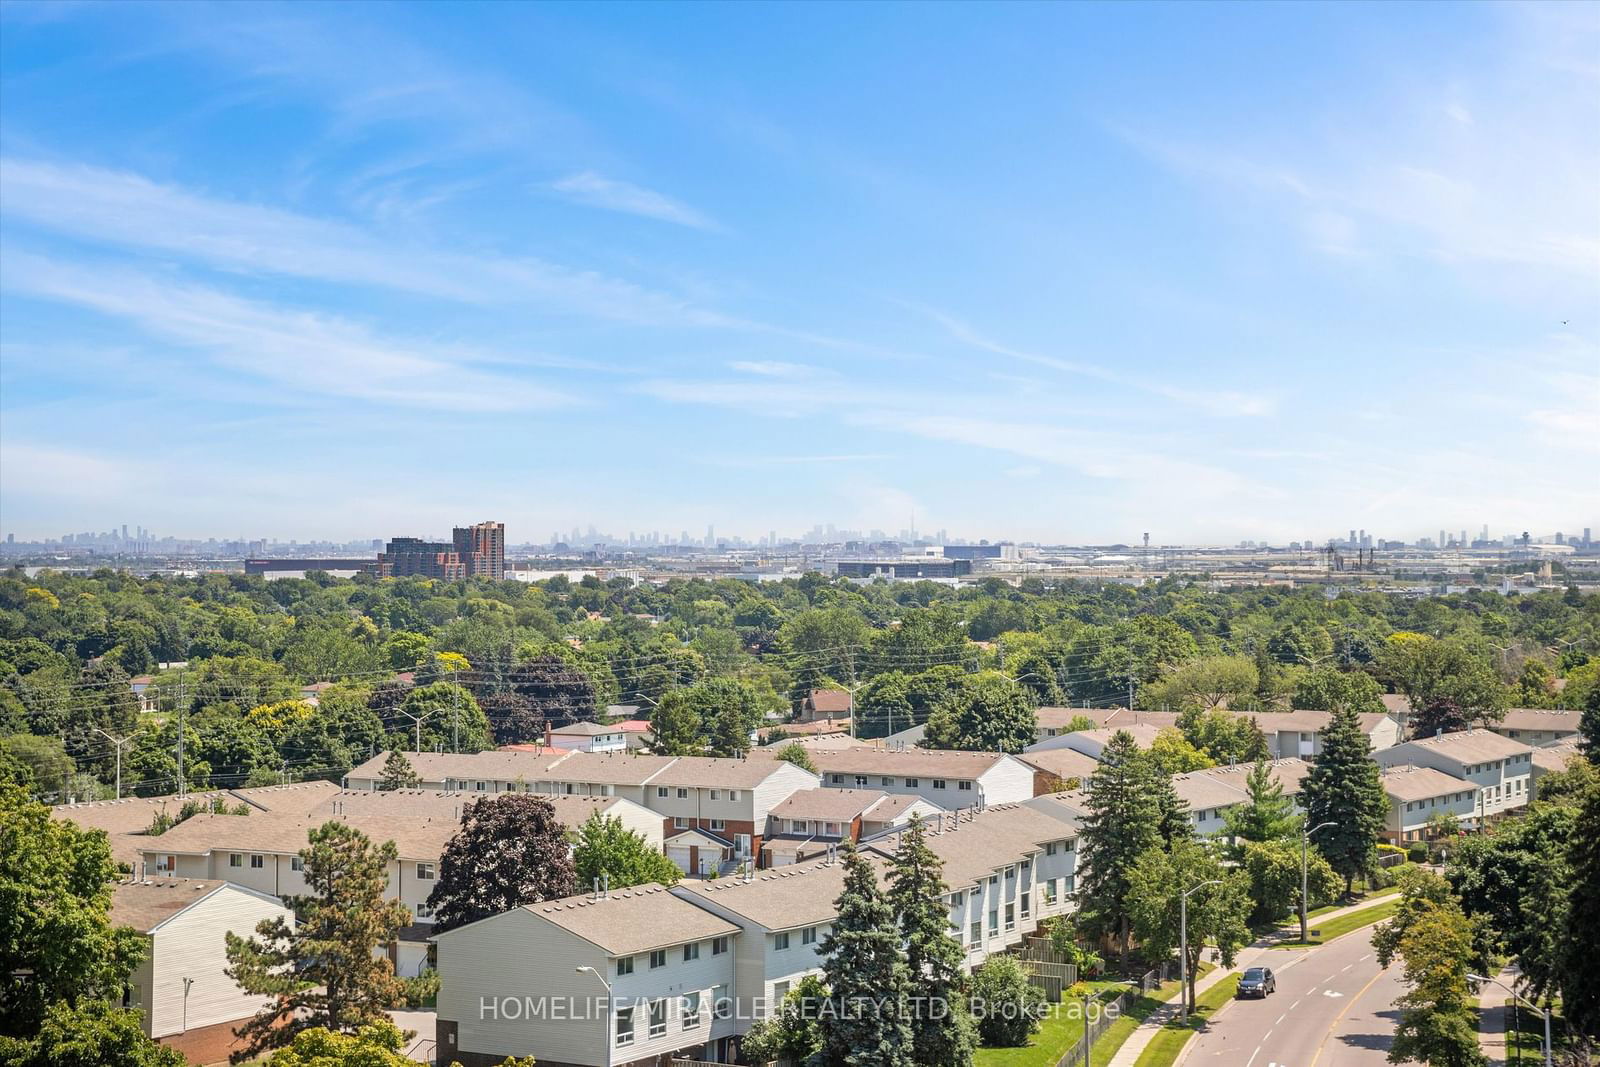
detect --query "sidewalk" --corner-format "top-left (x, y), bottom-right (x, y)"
top-left (1475, 965), bottom-right (1520, 1067)
top-left (1105, 896), bottom-right (1395, 1067)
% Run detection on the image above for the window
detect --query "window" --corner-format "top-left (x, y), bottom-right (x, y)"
top-left (615, 1007), bottom-right (634, 1047)
top-left (657, 786), bottom-right (668, 797)
top-left (229, 853), bottom-right (242, 868)
top-left (881, 777), bottom-right (894, 787)
top-left (970, 920), bottom-right (982, 945)
top-left (824, 821), bottom-right (840, 837)
top-left (854, 775), bottom-right (869, 788)
top-left (415, 902), bottom-right (434, 919)
top-left (950, 891), bottom-right (964, 906)
top-left (792, 820), bottom-right (810, 835)
top-left (988, 909), bottom-right (999, 935)
top-left (775, 931), bottom-right (791, 950)
top-left (674, 817), bottom-right (688, 830)
top-left (1043, 880), bottom-right (1057, 905)
top-left (709, 818), bottom-right (726, 832)
top-left (710, 789), bottom-right (720, 800)
top-left (832, 774), bottom-right (845, 784)
top-left (616, 956), bottom-right (634, 977)
top-left (1006, 866), bottom-right (1016, 880)
top-left (958, 780), bottom-right (973, 791)
top-left (677, 788), bottom-right (689, 799)
top-left (683, 942), bottom-right (700, 961)
top-left (773, 980), bottom-right (790, 1002)
top-left (729, 790), bottom-right (739, 801)
top-left (648, 999), bottom-right (666, 1039)
top-left (416, 862), bottom-right (435, 880)
top-left (713, 984), bottom-right (731, 1019)
top-left (932, 779), bottom-right (947, 790)
top-left (802, 926), bottom-right (817, 945)
top-left (989, 875), bottom-right (999, 886)
top-left (290, 856), bottom-right (303, 872)
top-left (682, 992), bottom-right (703, 1029)
top-left (649, 949), bottom-right (667, 969)
top-left (475, 781), bottom-right (485, 791)
top-left (1021, 891), bottom-right (1031, 917)
top-left (250, 854), bottom-right (264, 869)
top-left (905, 778), bottom-right (919, 787)
top-left (712, 936), bottom-right (728, 956)
top-left (1005, 903), bottom-right (1015, 931)
top-left (1046, 841), bottom-right (1058, 856)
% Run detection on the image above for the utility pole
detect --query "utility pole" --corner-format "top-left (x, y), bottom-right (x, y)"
top-left (92, 727), bottom-right (132, 800)
top-left (1127, 674), bottom-right (1135, 711)
top-left (176, 679), bottom-right (187, 799)
top-left (452, 669), bottom-right (460, 753)
top-left (1301, 821), bottom-right (1337, 943)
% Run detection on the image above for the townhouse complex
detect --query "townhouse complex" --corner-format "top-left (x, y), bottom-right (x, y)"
top-left (47, 704), bottom-right (1589, 1065)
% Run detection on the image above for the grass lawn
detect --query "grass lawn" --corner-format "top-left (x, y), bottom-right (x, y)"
top-left (1304, 885), bottom-right (1400, 921)
top-left (1266, 898), bottom-right (1400, 948)
top-left (974, 979), bottom-right (1129, 1067)
top-left (1130, 974), bottom-right (1242, 1067)
top-left (1500, 997), bottom-right (1573, 1062)
top-left (1084, 965), bottom-right (1213, 1067)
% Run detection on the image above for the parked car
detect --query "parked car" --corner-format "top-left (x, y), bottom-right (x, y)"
top-left (1237, 966), bottom-right (1276, 998)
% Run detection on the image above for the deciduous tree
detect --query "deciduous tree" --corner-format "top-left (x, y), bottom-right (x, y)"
top-left (572, 812), bottom-right (681, 889)
top-left (1126, 840), bottom-right (1251, 1012)
top-left (1222, 760), bottom-right (1299, 844)
top-left (924, 672), bottom-right (1037, 754)
top-left (427, 794), bottom-right (577, 932)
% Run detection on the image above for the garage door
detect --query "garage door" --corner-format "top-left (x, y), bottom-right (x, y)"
top-left (667, 845), bottom-right (693, 873)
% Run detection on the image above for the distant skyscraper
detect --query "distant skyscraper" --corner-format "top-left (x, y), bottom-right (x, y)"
top-left (706, 524), bottom-right (715, 547)
top-left (1440, 529), bottom-right (1448, 549)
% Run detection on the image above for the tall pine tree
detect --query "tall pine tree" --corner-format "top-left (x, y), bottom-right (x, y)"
top-left (1146, 750), bottom-right (1193, 848)
top-left (225, 821), bottom-right (412, 1055)
top-left (1300, 707), bottom-right (1387, 894)
top-left (1076, 731), bottom-right (1161, 965)
top-left (817, 844), bottom-right (913, 1067)
top-left (886, 817), bottom-right (976, 1067)
top-left (376, 750), bottom-right (420, 790)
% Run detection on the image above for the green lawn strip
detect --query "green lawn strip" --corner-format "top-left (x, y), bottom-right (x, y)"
top-left (1084, 964), bottom-right (1212, 1067)
top-left (1304, 886), bottom-right (1400, 921)
top-left (1500, 997), bottom-right (1573, 1059)
top-left (1130, 974), bottom-right (1242, 1067)
top-left (1265, 898), bottom-right (1400, 948)
top-left (973, 978), bottom-right (1128, 1067)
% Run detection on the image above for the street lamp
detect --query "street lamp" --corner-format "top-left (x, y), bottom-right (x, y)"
top-left (1180, 879), bottom-right (1221, 1019)
top-left (1469, 974), bottom-right (1551, 1067)
top-left (575, 966), bottom-right (614, 1067)
top-left (181, 977), bottom-right (194, 1033)
top-left (1301, 821), bottom-right (1337, 943)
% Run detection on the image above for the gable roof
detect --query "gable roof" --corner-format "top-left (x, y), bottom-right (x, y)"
top-left (550, 721), bottom-right (623, 736)
top-left (344, 749), bottom-right (572, 783)
top-left (138, 811), bottom-right (457, 861)
top-left (807, 689), bottom-right (853, 713)
top-left (769, 788), bottom-right (889, 823)
top-left (675, 857), bottom-right (856, 931)
top-left (1381, 765), bottom-right (1474, 803)
top-left (110, 878), bottom-right (233, 932)
top-left (1494, 708), bottom-right (1581, 732)
top-left (1016, 747), bottom-right (1101, 783)
top-left (1384, 730), bottom-right (1534, 765)
top-left (810, 748), bottom-right (1017, 779)
top-left (867, 804), bottom-right (1075, 888)
top-left (315, 789), bottom-right (641, 830)
top-left (648, 756), bottom-right (812, 790)
top-left (525, 884), bottom-right (739, 956)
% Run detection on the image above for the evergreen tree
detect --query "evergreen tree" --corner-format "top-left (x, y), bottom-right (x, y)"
top-left (1560, 777), bottom-right (1600, 1040)
top-left (376, 749), bottom-right (420, 790)
top-left (225, 821), bottom-right (413, 1056)
top-left (1579, 682), bottom-right (1600, 755)
top-left (427, 794), bottom-right (577, 932)
top-left (1300, 706), bottom-right (1387, 894)
top-left (572, 812), bottom-right (681, 889)
top-left (886, 817), bottom-right (977, 1066)
top-left (773, 742), bottom-right (818, 773)
top-left (1146, 752), bottom-right (1194, 848)
top-left (817, 844), bottom-right (913, 1066)
top-left (1222, 760), bottom-right (1299, 844)
top-left (1076, 731), bottom-right (1161, 965)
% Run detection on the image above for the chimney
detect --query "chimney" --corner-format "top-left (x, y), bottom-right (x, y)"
top-left (592, 877), bottom-right (601, 901)
top-left (602, 873), bottom-right (610, 898)
top-left (545, 722), bottom-right (554, 748)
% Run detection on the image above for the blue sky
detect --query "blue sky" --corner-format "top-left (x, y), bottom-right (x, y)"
top-left (1, 1), bottom-right (1595, 545)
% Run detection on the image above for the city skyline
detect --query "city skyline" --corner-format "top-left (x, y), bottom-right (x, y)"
top-left (1, 4), bottom-right (1596, 543)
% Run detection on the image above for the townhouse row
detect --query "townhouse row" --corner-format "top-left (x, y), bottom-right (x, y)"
top-left (435, 798), bottom-right (1085, 1067)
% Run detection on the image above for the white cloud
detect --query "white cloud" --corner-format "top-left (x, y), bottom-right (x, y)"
top-left (549, 171), bottom-right (718, 230)
top-left (727, 360), bottom-right (819, 378)
top-left (0, 158), bottom-right (732, 326)
top-left (1, 249), bottom-right (570, 412)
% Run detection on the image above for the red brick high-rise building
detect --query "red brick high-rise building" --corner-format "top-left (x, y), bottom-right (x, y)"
top-left (453, 521), bottom-right (505, 580)
top-left (374, 537), bottom-right (465, 579)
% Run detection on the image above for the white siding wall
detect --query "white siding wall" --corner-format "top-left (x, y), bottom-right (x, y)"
top-left (146, 887), bottom-right (292, 1038)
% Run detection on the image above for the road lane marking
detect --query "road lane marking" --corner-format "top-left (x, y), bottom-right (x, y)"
top-left (1245, 1048), bottom-right (1259, 1067)
top-left (1359, 953), bottom-right (1372, 962)
top-left (1341, 963), bottom-right (1353, 973)
top-left (1276, 1013), bottom-right (1286, 1024)
top-left (1310, 964), bottom-right (1393, 1067)
top-left (1291, 998), bottom-right (1302, 1008)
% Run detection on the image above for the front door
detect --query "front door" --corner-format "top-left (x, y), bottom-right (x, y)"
top-left (736, 834), bottom-right (751, 857)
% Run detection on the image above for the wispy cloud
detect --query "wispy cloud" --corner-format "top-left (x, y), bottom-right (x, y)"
top-left (707, 453), bottom-right (891, 468)
top-left (919, 306), bottom-right (1278, 417)
top-left (0, 158), bottom-right (733, 326)
top-left (548, 171), bottom-right (718, 230)
top-left (727, 360), bottom-right (819, 378)
top-left (1, 249), bottom-right (570, 412)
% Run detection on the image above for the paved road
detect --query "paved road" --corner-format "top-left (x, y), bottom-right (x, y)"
top-left (1180, 927), bottom-right (1409, 1067)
